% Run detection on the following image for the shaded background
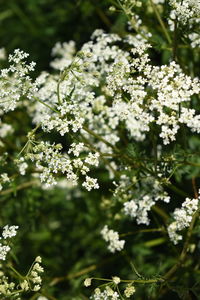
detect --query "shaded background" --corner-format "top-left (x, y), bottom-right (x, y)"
top-left (0, 0), bottom-right (116, 72)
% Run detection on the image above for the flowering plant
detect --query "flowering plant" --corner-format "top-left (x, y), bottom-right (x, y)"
top-left (0, 0), bottom-right (200, 299)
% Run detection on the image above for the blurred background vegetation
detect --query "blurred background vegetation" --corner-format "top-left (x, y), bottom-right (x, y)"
top-left (0, 0), bottom-right (116, 73)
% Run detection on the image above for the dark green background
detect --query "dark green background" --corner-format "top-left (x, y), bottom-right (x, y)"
top-left (0, 0), bottom-right (114, 72)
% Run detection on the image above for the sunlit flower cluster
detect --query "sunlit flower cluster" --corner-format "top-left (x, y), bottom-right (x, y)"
top-left (169, 0), bottom-right (200, 24)
top-left (0, 49), bottom-right (37, 112)
top-left (90, 287), bottom-right (120, 300)
top-left (168, 195), bottom-right (199, 244)
top-left (0, 225), bottom-right (43, 299)
top-left (101, 225), bottom-right (125, 253)
top-left (0, 225), bottom-right (18, 260)
top-left (26, 141), bottom-right (99, 190)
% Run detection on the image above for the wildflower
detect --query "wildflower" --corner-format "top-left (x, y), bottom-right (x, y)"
top-left (84, 278), bottom-right (92, 287)
top-left (168, 195), bottom-right (199, 244)
top-left (2, 225), bottom-right (18, 239)
top-left (124, 284), bottom-right (136, 297)
top-left (101, 225), bottom-right (125, 253)
top-left (112, 276), bottom-right (120, 285)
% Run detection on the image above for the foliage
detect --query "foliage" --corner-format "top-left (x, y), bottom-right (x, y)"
top-left (0, 0), bottom-right (200, 299)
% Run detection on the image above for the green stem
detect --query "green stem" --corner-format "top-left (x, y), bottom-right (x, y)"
top-left (0, 180), bottom-right (39, 197)
top-left (82, 126), bottom-right (118, 152)
top-left (122, 251), bottom-right (143, 278)
top-left (173, 18), bottom-right (178, 61)
top-left (116, 0), bottom-right (149, 41)
top-left (57, 80), bottom-right (62, 105)
top-left (167, 183), bottom-right (189, 198)
top-left (149, 0), bottom-right (172, 44)
top-left (17, 139), bottom-right (30, 157)
top-left (80, 133), bottom-right (119, 177)
top-left (152, 131), bottom-right (158, 175)
top-left (120, 228), bottom-right (164, 238)
top-left (33, 96), bottom-right (59, 113)
top-left (92, 277), bottom-right (164, 284)
top-left (164, 208), bottom-right (199, 280)
top-left (152, 205), bottom-right (169, 221)
top-left (18, 123), bottom-right (41, 156)
top-left (116, 284), bottom-right (125, 300)
top-left (9, 265), bottom-right (24, 280)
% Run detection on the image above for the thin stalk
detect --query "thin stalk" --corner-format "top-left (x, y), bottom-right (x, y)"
top-left (92, 277), bottom-right (164, 284)
top-left (33, 96), bottom-right (59, 113)
top-left (152, 132), bottom-right (158, 175)
top-left (116, 284), bottom-right (125, 300)
top-left (152, 205), bottom-right (169, 221)
top-left (122, 251), bottom-right (143, 278)
top-left (50, 256), bottom-right (118, 285)
top-left (163, 208), bottom-right (199, 281)
top-left (116, 0), bottom-right (149, 41)
top-left (120, 228), bottom-right (164, 238)
top-left (149, 0), bottom-right (172, 44)
top-left (57, 80), bottom-right (62, 105)
top-left (173, 18), bottom-right (178, 61)
top-left (0, 180), bottom-right (39, 197)
top-left (166, 183), bottom-right (189, 198)
top-left (18, 123), bottom-right (41, 156)
top-left (192, 177), bottom-right (198, 199)
top-left (17, 139), bottom-right (30, 157)
top-left (82, 126), bottom-right (118, 152)
top-left (80, 133), bottom-right (119, 177)
top-left (9, 265), bottom-right (24, 280)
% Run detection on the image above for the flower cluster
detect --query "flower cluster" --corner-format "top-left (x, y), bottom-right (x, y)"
top-left (168, 196), bottom-right (199, 244)
top-left (50, 40), bottom-right (76, 71)
top-left (15, 157), bottom-right (28, 176)
top-left (84, 276), bottom-right (136, 299)
top-left (113, 174), bottom-right (170, 225)
top-left (0, 49), bottom-right (37, 112)
top-left (54, 30), bottom-right (200, 145)
top-left (0, 120), bottom-right (13, 138)
top-left (21, 256), bottom-right (44, 292)
top-left (26, 141), bottom-right (99, 190)
top-left (0, 255), bottom-right (44, 299)
top-left (0, 173), bottom-right (10, 191)
top-left (169, 0), bottom-right (200, 24)
top-left (90, 287), bottom-right (119, 300)
top-left (0, 226), bottom-right (44, 300)
top-left (101, 225), bottom-right (125, 253)
top-left (124, 284), bottom-right (136, 298)
top-left (0, 225), bottom-right (18, 260)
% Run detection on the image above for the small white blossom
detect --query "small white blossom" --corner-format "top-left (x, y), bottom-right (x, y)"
top-left (101, 225), bottom-right (125, 253)
top-left (82, 176), bottom-right (99, 191)
top-left (2, 225), bottom-right (18, 239)
top-left (124, 284), bottom-right (136, 297)
top-left (168, 196), bottom-right (199, 244)
top-left (112, 276), bottom-right (120, 284)
top-left (84, 278), bottom-right (92, 287)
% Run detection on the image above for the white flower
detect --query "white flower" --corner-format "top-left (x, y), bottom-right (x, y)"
top-left (0, 244), bottom-right (10, 260)
top-left (112, 276), bottom-right (120, 284)
top-left (168, 196), bottom-right (199, 244)
top-left (33, 284), bottom-right (41, 291)
top-left (84, 278), bottom-right (92, 287)
top-left (2, 225), bottom-right (18, 239)
top-left (20, 280), bottom-right (29, 291)
top-left (101, 225), bottom-right (125, 253)
top-left (124, 284), bottom-right (136, 297)
top-left (82, 176), bottom-right (99, 191)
